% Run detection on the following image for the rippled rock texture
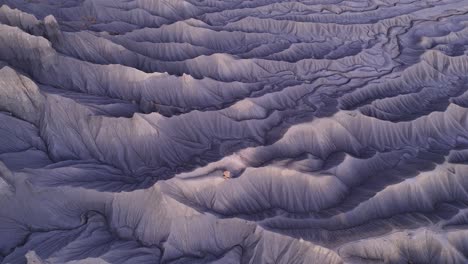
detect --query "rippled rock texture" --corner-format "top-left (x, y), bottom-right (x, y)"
top-left (2, 0), bottom-right (468, 263)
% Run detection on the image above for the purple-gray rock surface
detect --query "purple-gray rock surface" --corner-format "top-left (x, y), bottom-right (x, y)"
top-left (1, 0), bottom-right (468, 263)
